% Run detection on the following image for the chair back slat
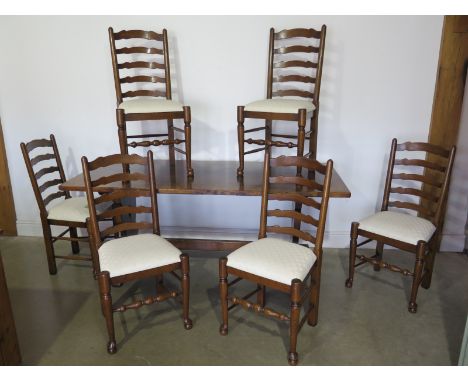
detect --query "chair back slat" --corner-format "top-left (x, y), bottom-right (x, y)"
top-left (43, 191), bottom-right (67, 207)
top-left (34, 166), bottom-right (60, 180)
top-left (382, 138), bottom-right (456, 226)
top-left (120, 75), bottom-right (166, 84)
top-left (115, 47), bottom-right (163, 55)
top-left (91, 171), bottom-right (148, 187)
top-left (270, 155), bottom-right (328, 172)
top-left (117, 61), bottom-right (166, 70)
top-left (266, 226), bottom-right (316, 244)
top-left (39, 178), bottom-right (63, 193)
top-left (392, 173), bottom-right (442, 188)
top-left (267, 25), bottom-right (326, 106)
top-left (109, 27), bottom-right (171, 105)
top-left (267, 209), bottom-right (319, 227)
top-left (387, 201), bottom-right (434, 219)
top-left (394, 158), bottom-right (446, 172)
top-left (274, 45), bottom-right (320, 54)
top-left (396, 142), bottom-right (450, 158)
top-left (95, 189), bottom-right (150, 205)
top-left (82, 152), bottom-right (160, 250)
top-left (259, 152), bottom-right (333, 257)
top-left (272, 89), bottom-right (314, 99)
top-left (113, 30), bottom-right (163, 41)
top-left (98, 205), bottom-right (152, 220)
top-left (24, 139), bottom-right (52, 153)
top-left (102, 222), bottom-right (154, 239)
top-left (273, 74), bottom-right (315, 84)
top-left (275, 28), bottom-right (322, 39)
top-left (390, 187), bottom-right (439, 203)
top-left (269, 176), bottom-right (324, 191)
top-left (21, 134), bottom-right (69, 218)
top-left (30, 153), bottom-right (56, 166)
top-left (268, 193), bottom-right (322, 210)
top-left (121, 89), bottom-right (166, 98)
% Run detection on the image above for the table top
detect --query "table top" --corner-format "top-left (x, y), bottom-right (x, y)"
top-left (60, 159), bottom-right (351, 198)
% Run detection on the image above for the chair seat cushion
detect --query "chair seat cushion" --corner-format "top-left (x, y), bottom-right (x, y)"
top-left (227, 237), bottom-right (316, 285)
top-left (98, 233), bottom-right (182, 278)
top-left (358, 211), bottom-right (436, 245)
top-left (244, 98), bottom-right (315, 114)
top-left (118, 98), bottom-right (184, 114)
top-left (47, 196), bottom-right (89, 223)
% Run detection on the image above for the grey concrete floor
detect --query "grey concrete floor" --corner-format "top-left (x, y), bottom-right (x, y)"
top-left (1, 235), bottom-right (467, 366)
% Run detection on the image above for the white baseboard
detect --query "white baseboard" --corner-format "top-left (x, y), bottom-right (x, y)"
top-left (15, 220), bottom-right (464, 251)
top-left (16, 220), bottom-right (350, 248)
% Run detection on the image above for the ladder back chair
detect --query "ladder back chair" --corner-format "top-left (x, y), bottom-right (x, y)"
top-left (346, 138), bottom-right (456, 313)
top-left (237, 26), bottom-right (327, 177)
top-left (82, 151), bottom-right (192, 354)
top-left (21, 134), bottom-right (92, 275)
top-left (219, 151), bottom-right (333, 365)
top-left (109, 27), bottom-right (194, 177)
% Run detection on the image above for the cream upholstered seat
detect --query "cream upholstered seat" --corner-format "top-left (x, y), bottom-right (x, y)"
top-left (98, 233), bottom-right (182, 278)
top-left (118, 98), bottom-right (184, 114)
top-left (244, 99), bottom-right (315, 114)
top-left (227, 237), bottom-right (317, 285)
top-left (47, 196), bottom-right (89, 223)
top-left (358, 211), bottom-right (436, 246)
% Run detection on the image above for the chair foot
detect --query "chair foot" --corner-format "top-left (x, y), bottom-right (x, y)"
top-left (184, 318), bottom-right (193, 330)
top-left (187, 168), bottom-right (194, 178)
top-left (107, 341), bottom-right (117, 354)
top-left (219, 324), bottom-right (228, 336)
top-left (373, 265), bottom-right (381, 272)
top-left (421, 280), bottom-right (431, 290)
top-left (236, 167), bottom-right (244, 177)
top-left (287, 352), bottom-right (299, 366)
top-left (49, 268), bottom-right (57, 276)
top-left (345, 278), bottom-right (353, 288)
top-left (408, 302), bottom-right (418, 313)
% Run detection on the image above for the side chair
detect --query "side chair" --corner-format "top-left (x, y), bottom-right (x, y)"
top-left (109, 27), bottom-right (194, 177)
top-left (345, 139), bottom-right (456, 313)
top-left (82, 151), bottom-right (192, 354)
top-left (237, 26), bottom-right (326, 177)
top-left (21, 134), bottom-right (92, 275)
top-left (219, 150), bottom-right (333, 365)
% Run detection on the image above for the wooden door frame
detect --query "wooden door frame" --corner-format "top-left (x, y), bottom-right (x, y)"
top-left (0, 119), bottom-right (17, 236)
top-left (423, 16), bottom-right (468, 250)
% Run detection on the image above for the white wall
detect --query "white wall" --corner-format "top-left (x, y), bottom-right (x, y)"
top-left (0, 16), bottom-right (444, 247)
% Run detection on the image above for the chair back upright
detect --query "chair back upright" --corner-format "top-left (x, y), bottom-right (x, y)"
top-left (259, 149), bottom-right (333, 259)
top-left (381, 139), bottom-right (456, 228)
top-left (20, 134), bottom-right (70, 220)
top-left (267, 26), bottom-right (327, 108)
top-left (108, 27), bottom-right (172, 106)
top-left (81, 152), bottom-right (160, 251)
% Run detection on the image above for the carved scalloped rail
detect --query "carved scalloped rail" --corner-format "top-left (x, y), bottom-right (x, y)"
top-left (113, 291), bottom-right (179, 313)
top-left (356, 254), bottom-right (414, 276)
top-left (229, 296), bottom-right (290, 322)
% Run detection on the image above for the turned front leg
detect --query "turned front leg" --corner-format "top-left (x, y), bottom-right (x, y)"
top-left (219, 257), bottom-right (229, 335)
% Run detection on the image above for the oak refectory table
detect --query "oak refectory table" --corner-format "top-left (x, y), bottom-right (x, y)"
top-left (60, 159), bottom-right (351, 251)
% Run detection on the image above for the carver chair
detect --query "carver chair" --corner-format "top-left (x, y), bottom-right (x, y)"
top-left (237, 26), bottom-right (326, 177)
top-left (109, 27), bottom-right (194, 177)
top-left (219, 150), bottom-right (333, 365)
top-left (345, 139), bottom-right (456, 313)
top-left (82, 151), bottom-right (192, 354)
top-left (21, 134), bottom-right (92, 275)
